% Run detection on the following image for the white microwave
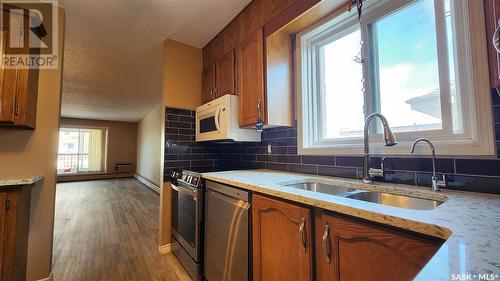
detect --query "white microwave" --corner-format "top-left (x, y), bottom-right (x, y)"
top-left (196, 95), bottom-right (261, 142)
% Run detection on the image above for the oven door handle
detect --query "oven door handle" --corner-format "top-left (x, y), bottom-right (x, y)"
top-left (171, 184), bottom-right (198, 200)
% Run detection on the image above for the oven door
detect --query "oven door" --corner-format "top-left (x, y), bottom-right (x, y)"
top-left (171, 182), bottom-right (203, 261)
top-left (196, 102), bottom-right (228, 141)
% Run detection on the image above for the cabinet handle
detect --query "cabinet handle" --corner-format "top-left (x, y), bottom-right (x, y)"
top-left (494, 19), bottom-right (500, 53)
top-left (299, 217), bottom-right (306, 252)
top-left (5, 199), bottom-right (11, 210)
top-left (322, 223), bottom-right (331, 264)
top-left (214, 86), bottom-right (218, 98)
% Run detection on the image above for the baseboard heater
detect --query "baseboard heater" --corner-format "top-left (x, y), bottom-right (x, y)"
top-left (114, 162), bottom-right (133, 173)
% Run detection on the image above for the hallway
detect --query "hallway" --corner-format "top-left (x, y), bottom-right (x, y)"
top-left (52, 178), bottom-right (190, 281)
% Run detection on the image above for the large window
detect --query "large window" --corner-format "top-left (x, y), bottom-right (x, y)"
top-left (297, 0), bottom-right (494, 155)
top-left (57, 127), bottom-right (107, 174)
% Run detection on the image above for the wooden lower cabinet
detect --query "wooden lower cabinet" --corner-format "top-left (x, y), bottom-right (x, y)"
top-left (252, 194), bottom-right (312, 281)
top-left (314, 211), bottom-right (443, 281)
top-left (0, 186), bottom-right (32, 281)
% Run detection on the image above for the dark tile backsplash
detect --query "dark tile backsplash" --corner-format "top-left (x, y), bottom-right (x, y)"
top-left (164, 89), bottom-right (500, 194)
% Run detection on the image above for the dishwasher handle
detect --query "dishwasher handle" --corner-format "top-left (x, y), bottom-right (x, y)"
top-left (207, 189), bottom-right (251, 209)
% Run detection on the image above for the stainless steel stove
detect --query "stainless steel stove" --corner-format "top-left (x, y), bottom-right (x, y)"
top-left (169, 169), bottom-right (204, 281)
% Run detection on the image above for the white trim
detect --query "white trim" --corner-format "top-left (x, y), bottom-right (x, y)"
top-left (134, 174), bottom-right (160, 194)
top-left (36, 271), bottom-right (52, 281)
top-left (159, 243), bottom-right (173, 255)
top-left (296, 0), bottom-right (495, 156)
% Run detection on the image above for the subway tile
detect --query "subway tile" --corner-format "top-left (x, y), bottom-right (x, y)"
top-left (240, 154), bottom-right (257, 161)
top-left (191, 147), bottom-right (204, 154)
top-left (382, 171), bottom-right (416, 185)
top-left (266, 163), bottom-right (288, 171)
top-left (288, 146), bottom-right (298, 155)
top-left (289, 164), bottom-right (317, 175)
top-left (257, 155), bottom-right (276, 162)
top-left (191, 160), bottom-right (214, 167)
top-left (202, 153), bottom-right (217, 160)
top-left (166, 114), bottom-right (179, 121)
top-left (166, 128), bottom-right (178, 134)
top-left (444, 174), bottom-right (500, 194)
top-left (165, 146), bottom-right (189, 155)
top-left (165, 160), bottom-right (190, 168)
top-left (166, 134), bottom-right (192, 142)
top-left (265, 130), bottom-right (288, 139)
top-left (455, 159), bottom-right (500, 177)
top-left (492, 89), bottom-right (500, 105)
top-left (383, 157), bottom-right (454, 173)
top-left (166, 107), bottom-right (193, 116)
top-left (248, 161), bottom-right (266, 169)
top-left (178, 154), bottom-right (203, 160)
top-left (276, 155), bottom-right (301, 163)
top-left (336, 156), bottom-right (364, 167)
top-left (493, 106), bottom-right (500, 122)
top-left (167, 121), bottom-right (192, 129)
top-left (179, 129), bottom-right (195, 135)
top-left (302, 155), bottom-right (334, 165)
top-left (270, 146), bottom-right (288, 154)
top-left (165, 154), bottom-right (178, 160)
top-left (318, 166), bottom-right (358, 179)
top-left (179, 115), bottom-right (195, 123)
top-left (287, 128), bottom-right (297, 138)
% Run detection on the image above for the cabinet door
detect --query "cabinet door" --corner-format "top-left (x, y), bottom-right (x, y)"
top-left (315, 212), bottom-right (442, 281)
top-left (236, 28), bottom-right (265, 127)
top-left (202, 64), bottom-right (216, 103)
top-left (485, 0), bottom-right (500, 87)
top-left (252, 194), bottom-right (312, 281)
top-left (0, 193), bottom-right (6, 275)
top-left (216, 49), bottom-right (235, 98)
top-left (0, 11), bottom-right (19, 124)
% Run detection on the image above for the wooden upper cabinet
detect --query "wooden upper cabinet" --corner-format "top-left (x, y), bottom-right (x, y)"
top-left (252, 194), bottom-right (312, 281)
top-left (485, 0), bottom-right (500, 88)
top-left (216, 49), bottom-right (236, 98)
top-left (202, 64), bottom-right (216, 103)
top-left (315, 211), bottom-right (443, 281)
top-left (0, 8), bottom-right (40, 129)
top-left (236, 28), bottom-right (265, 127)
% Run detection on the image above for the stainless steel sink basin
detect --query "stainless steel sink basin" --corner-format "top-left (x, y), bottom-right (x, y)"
top-left (281, 179), bottom-right (444, 210)
top-left (283, 181), bottom-right (358, 196)
top-left (345, 191), bottom-right (443, 210)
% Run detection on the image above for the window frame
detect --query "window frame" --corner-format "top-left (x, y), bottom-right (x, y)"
top-left (296, 0), bottom-right (495, 156)
top-left (57, 126), bottom-right (109, 175)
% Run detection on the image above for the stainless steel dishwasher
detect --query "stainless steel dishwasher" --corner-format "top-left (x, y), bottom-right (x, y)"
top-left (204, 180), bottom-right (250, 281)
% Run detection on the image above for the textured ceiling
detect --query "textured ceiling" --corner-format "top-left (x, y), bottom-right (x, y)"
top-left (60, 0), bottom-right (250, 122)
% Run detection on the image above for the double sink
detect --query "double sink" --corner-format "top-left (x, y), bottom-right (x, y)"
top-left (280, 180), bottom-right (444, 210)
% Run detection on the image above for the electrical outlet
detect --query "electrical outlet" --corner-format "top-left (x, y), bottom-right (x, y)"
top-left (267, 144), bottom-right (272, 154)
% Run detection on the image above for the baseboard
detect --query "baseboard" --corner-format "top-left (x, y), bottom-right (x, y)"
top-left (57, 173), bottom-right (133, 183)
top-left (36, 271), bottom-right (52, 281)
top-left (134, 174), bottom-right (160, 194)
top-left (159, 243), bottom-right (173, 255)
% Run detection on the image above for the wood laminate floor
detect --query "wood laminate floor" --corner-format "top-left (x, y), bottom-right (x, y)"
top-left (53, 178), bottom-right (191, 281)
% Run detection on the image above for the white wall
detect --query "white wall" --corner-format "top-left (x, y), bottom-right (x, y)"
top-left (136, 106), bottom-right (162, 186)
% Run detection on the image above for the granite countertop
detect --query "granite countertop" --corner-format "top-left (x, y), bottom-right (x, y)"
top-left (0, 176), bottom-right (43, 188)
top-left (202, 169), bottom-right (500, 281)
